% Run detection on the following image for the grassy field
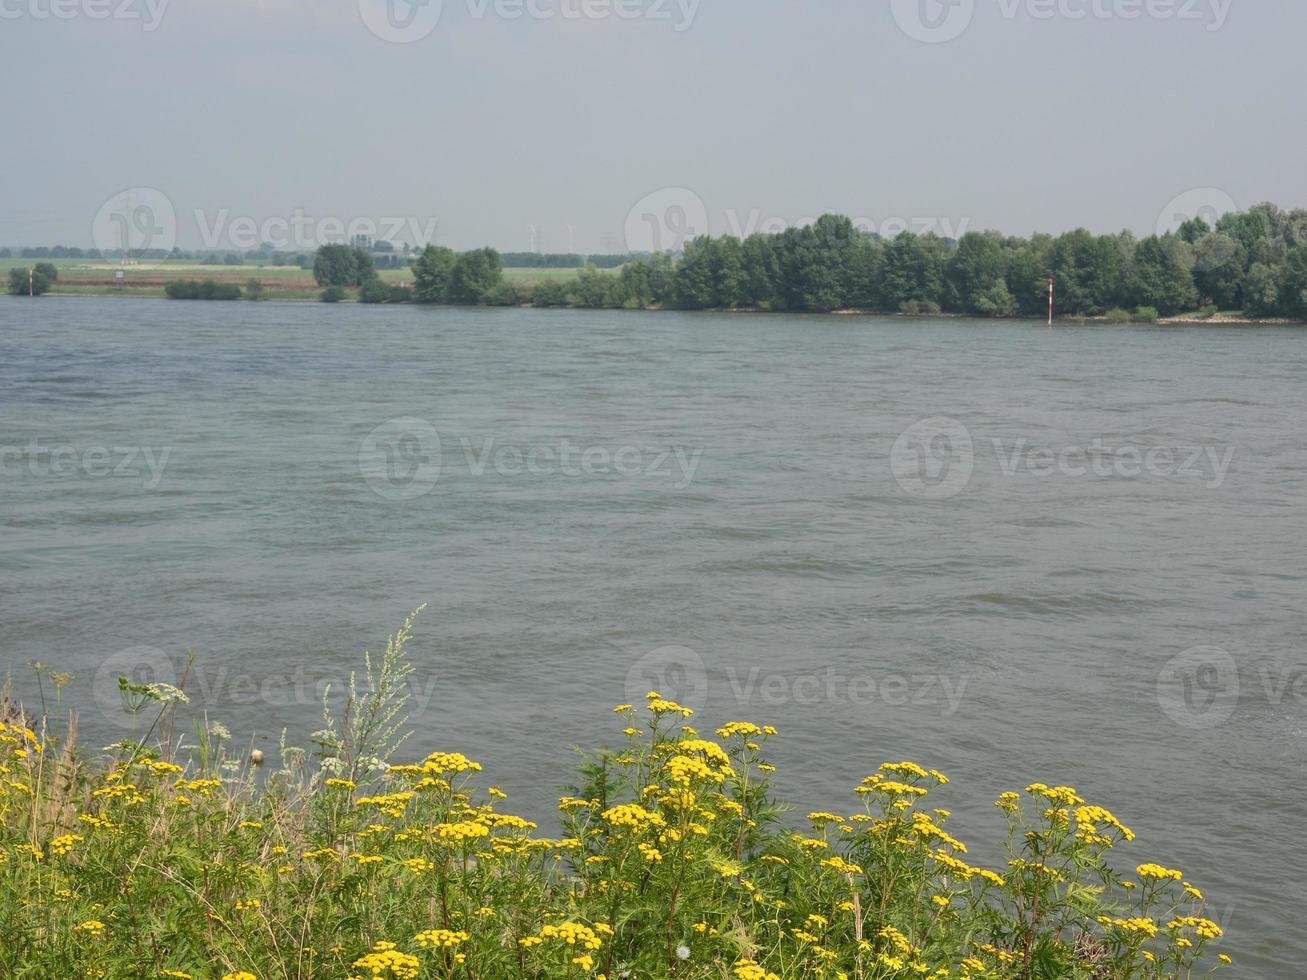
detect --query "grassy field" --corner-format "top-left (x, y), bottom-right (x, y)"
top-left (1, 258), bottom-right (611, 299)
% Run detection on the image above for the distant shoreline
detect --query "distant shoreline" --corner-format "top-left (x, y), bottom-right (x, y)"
top-left (17, 288), bottom-right (1302, 326)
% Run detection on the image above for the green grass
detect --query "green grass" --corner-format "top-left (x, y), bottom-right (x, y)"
top-left (3, 258), bottom-right (614, 299)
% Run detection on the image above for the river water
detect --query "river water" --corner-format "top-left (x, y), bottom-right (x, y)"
top-left (1, 297), bottom-right (1303, 975)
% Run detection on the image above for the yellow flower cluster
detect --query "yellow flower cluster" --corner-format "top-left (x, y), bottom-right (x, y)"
top-left (733, 959), bottom-right (780, 980)
top-left (600, 803), bottom-right (664, 831)
top-left (1137, 863), bottom-right (1185, 881)
top-left (520, 921), bottom-right (611, 972)
top-left (1074, 804), bottom-right (1135, 845)
top-left (1099, 916), bottom-right (1160, 938)
top-left (350, 942), bottom-right (419, 979)
top-left (48, 834), bottom-right (83, 856)
top-left (1025, 783), bottom-right (1085, 806)
top-left (1169, 916), bottom-right (1224, 940)
top-left (643, 691), bottom-right (693, 718)
top-left (414, 928), bottom-right (469, 948)
top-left (0, 680), bottom-right (1232, 980)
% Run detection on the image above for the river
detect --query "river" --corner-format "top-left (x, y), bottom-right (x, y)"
top-left (1, 297), bottom-right (1303, 975)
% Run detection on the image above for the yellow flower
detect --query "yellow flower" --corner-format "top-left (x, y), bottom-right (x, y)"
top-left (76, 920), bottom-right (106, 937)
top-left (519, 921), bottom-right (606, 954)
top-left (716, 721), bottom-right (762, 739)
top-left (414, 929), bottom-right (469, 948)
top-left (1169, 916), bottom-right (1223, 940)
top-left (49, 834), bottom-right (84, 856)
top-left (1105, 917), bottom-right (1159, 938)
top-left (733, 960), bottom-right (780, 980)
top-left (433, 821), bottom-right (489, 842)
top-left (1024, 783), bottom-right (1084, 806)
top-left (644, 691), bottom-right (693, 718)
top-left (820, 856), bottom-right (863, 875)
top-left (600, 803), bottom-right (664, 832)
top-left (1137, 863), bottom-right (1184, 882)
top-left (351, 943), bottom-right (419, 979)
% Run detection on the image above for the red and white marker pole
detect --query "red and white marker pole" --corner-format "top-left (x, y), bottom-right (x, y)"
top-left (1047, 276), bottom-right (1055, 326)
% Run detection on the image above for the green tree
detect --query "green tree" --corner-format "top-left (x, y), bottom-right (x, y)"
top-left (449, 247), bottom-right (502, 304)
top-left (673, 236), bottom-right (717, 308)
top-left (739, 233), bottom-right (780, 308)
top-left (1049, 229), bottom-right (1128, 315)
top-left (618, 261), bottom-right (654, 309)
top-left (7, 266), bottom-right (53, 296)
top-left (1191, 233), bottom-right (1245, 309)
top-left (880, 232), bottom-right (948, 310)
top-left (1241, 263), bottom-right (1280, 316)
top-left (359, 278), bottom-right (391, 304)
top-left (712, 235), bottom-right (745, 308)
top-left (945, 232), bottom-right (1010, 314)
top-left (570, 266), bottom-right (621, 308)
top-left (1003, 233), bottom-right (1055, 316)
top-left (1130, 235), bottom-right (1198, 315)
top-left (1279, 245), bottom-right (1307, 318)
top-left (313, 244), bottom-right (356, 287)
top-left (353, 247), bottom-right (377, 285)
top-left (530, 279), bottom-right (570, 307)
top-left (312, 244), bottom-right (375, 287)
top-left (769, 215), bottom-right (866, 312)
top-left (412, 245), bottom-right (457, 303)
top-left (973, 279), bottom-right (1017, 317)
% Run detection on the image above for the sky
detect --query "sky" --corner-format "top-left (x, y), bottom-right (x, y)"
top-left (0, 0), bottom-right (1301, 253)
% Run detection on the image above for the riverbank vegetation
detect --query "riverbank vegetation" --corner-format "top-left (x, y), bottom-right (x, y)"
top-left (1, 613), bottom-right (1230, 978)
top-left (7, 202), bottom-right (1304, 321)
top-left (461, 203), bottom-right (1305, 319)
top-left (361, 203), bottom-right (1307, 319)
top-left (6, 261), bottom-right (57, 296)
top-left (164, 279), bottom-right (245, 300)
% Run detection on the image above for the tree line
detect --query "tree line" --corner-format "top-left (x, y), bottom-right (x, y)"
top-left (10, 203), bottom-right (1304, 318)
top-left (398, 203), bottom-right (1307, 320)
top-left (499, 252), bottom-right (640, 269)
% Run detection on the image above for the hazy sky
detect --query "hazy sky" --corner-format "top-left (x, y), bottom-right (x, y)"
top-left (1, 0), bottom-right (1301, 253)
